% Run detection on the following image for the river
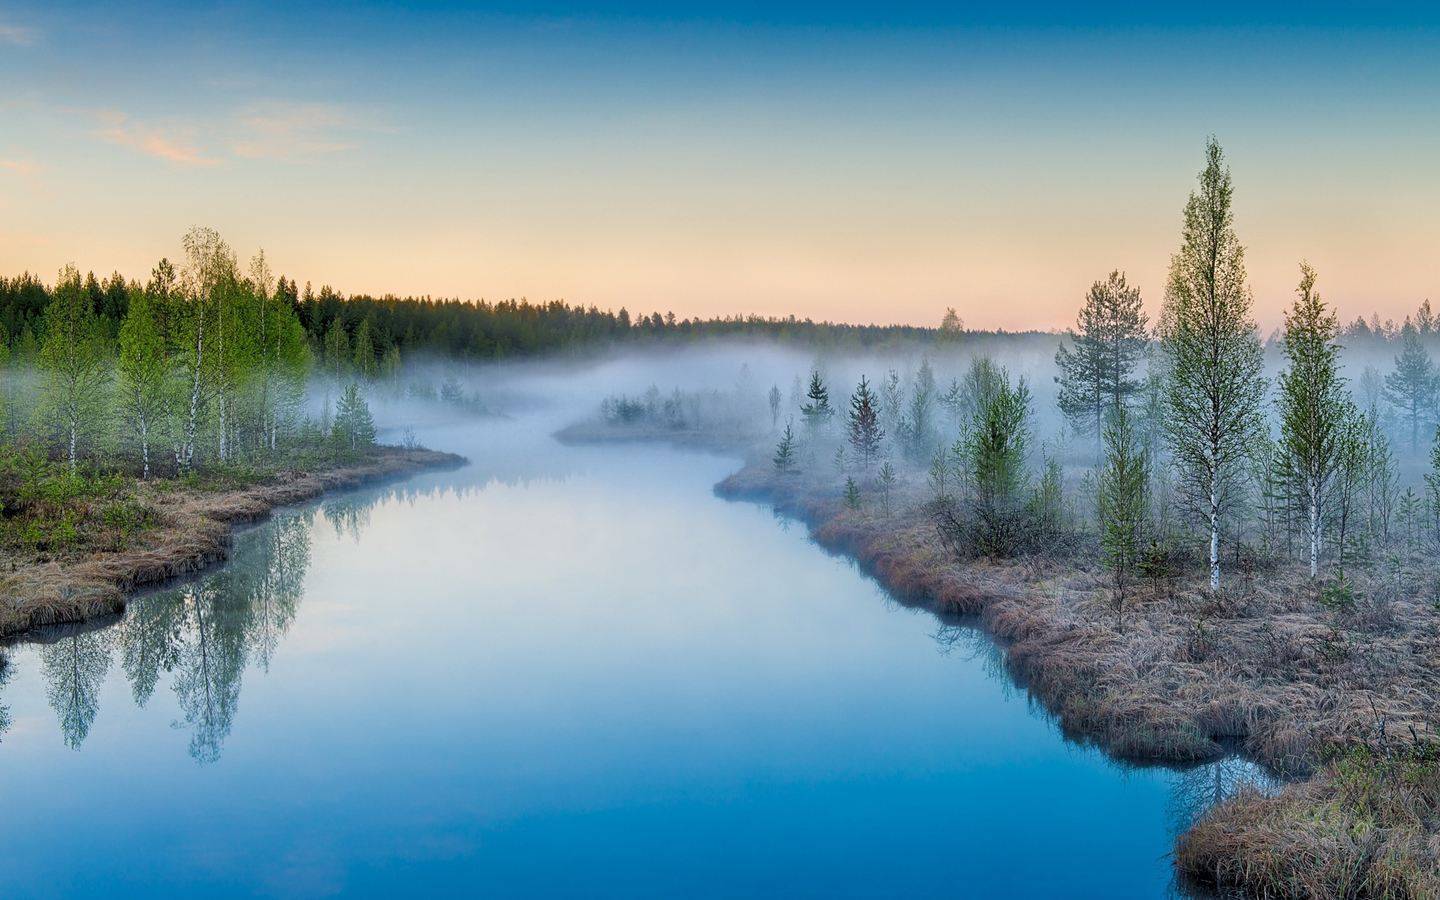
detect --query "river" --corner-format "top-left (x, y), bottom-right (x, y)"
top-left (0, 412), bottom-right (1257, 898)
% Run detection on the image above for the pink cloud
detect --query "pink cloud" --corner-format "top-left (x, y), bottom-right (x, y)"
top-left (95, 111), bottom-right (218, 167)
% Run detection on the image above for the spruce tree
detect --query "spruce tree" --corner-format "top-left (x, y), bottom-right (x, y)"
top-left (1277, 263), bottom-right (1350, 578)
top-left (800, 369), bottom-right (832, 434)
top-left (844, 476), bottom-right (862, 510)
top-left (1055, 270), bottom-right (1148, 456)
top-left (768, 384), bottom-right (782, 430)
top-left (1160, 138), bottom-right (1266, 590)
top-left (847, 376), bottom-right (884, 469)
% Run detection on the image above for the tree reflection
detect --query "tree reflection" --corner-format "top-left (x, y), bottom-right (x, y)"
top-left (1167, 756), bottom-right (1274, 834)
top-left (39, 629), bottom-right (113, 749)
top-left (0, 653), bottom-right (13, 741)
top-left (40, 506), bottom-right (318, 760)
top-left (322, 496), bottom-right (372, 542)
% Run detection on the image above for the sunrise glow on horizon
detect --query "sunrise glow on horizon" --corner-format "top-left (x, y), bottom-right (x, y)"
top-left (4, 2), bottom-right (1440, 331)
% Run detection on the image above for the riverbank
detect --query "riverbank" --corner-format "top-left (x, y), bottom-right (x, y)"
top-left (0, 445), bottom-right (464, 641)
top-left (714, 459), bottom-right (1440, 898)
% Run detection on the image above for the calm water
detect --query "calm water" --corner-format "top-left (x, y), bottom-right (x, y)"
top-left (0, 415), bottom-right (1254, 898)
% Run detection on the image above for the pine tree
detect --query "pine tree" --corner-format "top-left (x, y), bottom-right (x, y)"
top-left (847, 376), bottom-right (884, 469)
top-left (800, 369), bottom-right (832, 434)
top-left (1277, 263), bottom-right (1351, 578)
top-left (1384, 324), bottom-right (1435, 450)
top-left (1160, 138), bottom-right (1266, 590)
top-left (40, 265), bottom-right (109, 471)
top-left (844, 476), bottom-right (862, 510)
top-left (768, 384), bottom-right (782, 430)
top-left (1098, 405), bottom-right (1148, 626)
top-left (1055, 270), bottom-right (1149, 457)
top-left (117, 288), bottom-right (168, 478)
top-left (773, 419), bottom-right (798, 474)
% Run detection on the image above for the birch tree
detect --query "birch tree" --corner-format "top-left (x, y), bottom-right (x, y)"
top-left (1277, 263), bottom-right (1350, 578)
top-left (117, 288), bottom-right (168, 478)
top-left (40, 265), bottom-right (109, 471)
top-left (177, 227), bottom-right (232, 470)
top-left (1160, 139), bottom-right (1266, 590)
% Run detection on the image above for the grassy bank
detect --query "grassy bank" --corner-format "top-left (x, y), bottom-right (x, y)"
top-left (714, 458), bottom-right (1440, 897)
top-left (0, 445), bottom-right (464, 639)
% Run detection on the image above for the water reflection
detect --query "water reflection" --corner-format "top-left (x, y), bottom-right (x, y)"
top-left (40, 630), bottom-right (111, 749)
top-left (27, 509), bottom-right (316, 762)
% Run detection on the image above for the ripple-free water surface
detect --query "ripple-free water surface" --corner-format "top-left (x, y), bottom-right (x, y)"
top-left (0, 417), bottom-right (1255, 897)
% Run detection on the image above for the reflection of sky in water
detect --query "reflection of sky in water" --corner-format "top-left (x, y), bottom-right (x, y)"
top-left (0, 418), bottom-right (1269, 898)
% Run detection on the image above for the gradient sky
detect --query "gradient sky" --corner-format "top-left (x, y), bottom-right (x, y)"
top-left (3, 2), bottom-right (1440, 330)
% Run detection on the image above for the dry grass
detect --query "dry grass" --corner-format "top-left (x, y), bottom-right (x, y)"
top-left (1178, 746), bottom-right (1440, 899)
top-left (0, 446), bottom-right (463, 640)
top-left (719, 460), bottom-right (1440, 896)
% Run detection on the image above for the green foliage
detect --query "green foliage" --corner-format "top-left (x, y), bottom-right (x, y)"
top-left (963, 362), bottom-right (1033, 557)
top-left (1277, 263), bottom-right (1352, 578)
top-left (1318, 576), bottom-right (1357, 614)
top-left (40, 265), bottom-right (110, 471)
top-left (1160, 138), bottom-right (1266, 590)
top-left (843, 475), bottom-right (862, 510)
top-left (1098, 405), bottom-right (1149, 587)
top-left (332, 382), bottom-right (377, 452)
top-left (800, 369), bottom-right (833, 433)
top-left (116, 289), bottom-right (169, 477)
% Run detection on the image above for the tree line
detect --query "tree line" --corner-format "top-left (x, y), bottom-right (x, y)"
top-left (1, 227), bottom-right (377, 480)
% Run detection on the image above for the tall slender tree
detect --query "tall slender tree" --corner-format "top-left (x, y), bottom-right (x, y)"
top-left (1098, 404), bottom-right (1148, 625)
top-left (116, 288), bottom-right (168, 478)
top-left (40, 265), bottom-right (109, 471)
top-left (1161, 138), bottom-right (1266, 590)
top-left (1277, 263), bottom-right (1351, 578)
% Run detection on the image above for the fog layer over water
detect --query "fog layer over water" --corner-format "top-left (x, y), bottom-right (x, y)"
top-left (0, 353), bottom-right (1264, 898)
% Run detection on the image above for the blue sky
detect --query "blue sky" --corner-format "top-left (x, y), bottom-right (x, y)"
top-left (3, 2), bottom-right (1439, 327)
